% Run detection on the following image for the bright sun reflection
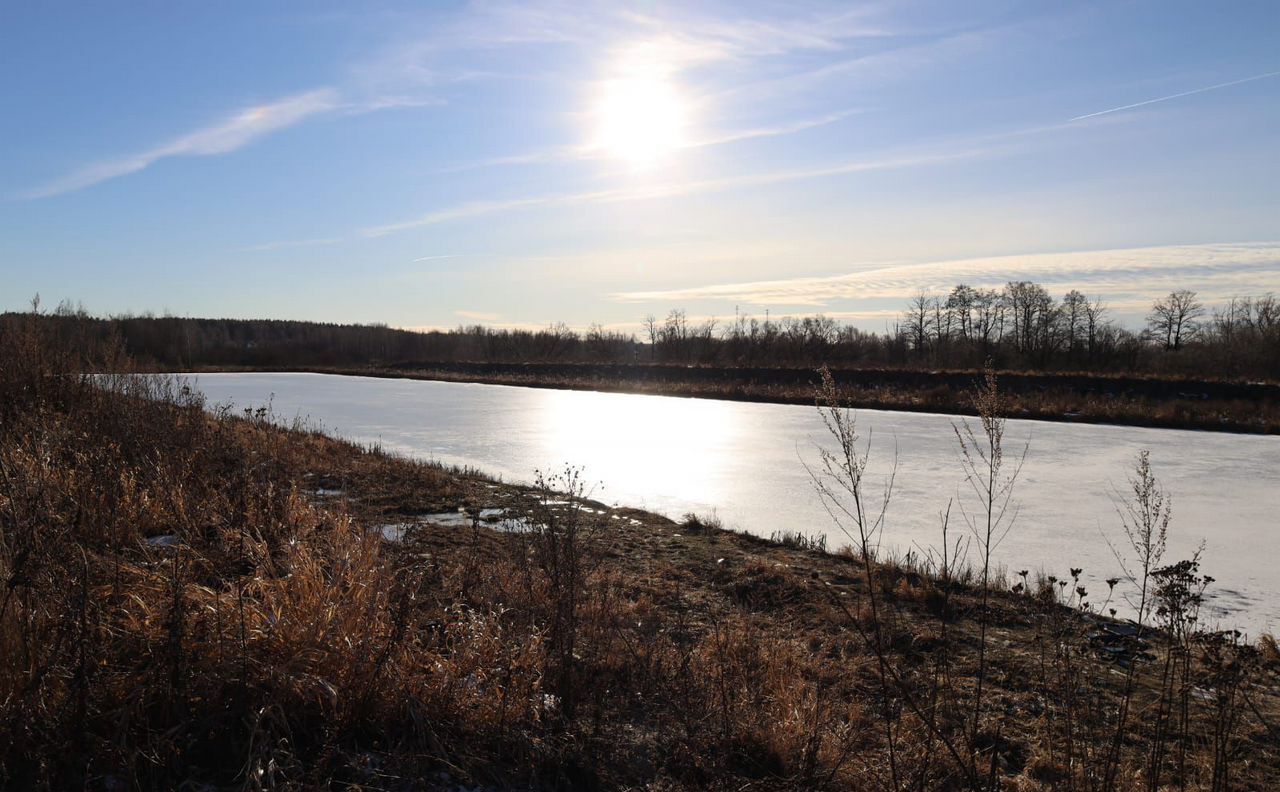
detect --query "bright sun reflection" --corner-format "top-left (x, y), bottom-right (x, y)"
top-left (591, 55), bottom-right (689, 167)
top-left (538, 389), bottom-right (737, 508)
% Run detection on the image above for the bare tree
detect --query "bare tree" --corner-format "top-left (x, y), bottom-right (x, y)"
top-left (946, 285), bottom-right (978, 343)
top-left (642, 314), bottom-right (659, 360)
top-left (903, 292), bottom-right (935, 360)
top-left (932, 294), bottom-right (949, 351)
top-left (1004, 281), bottom-right (1056, 359)
top-left (1084, 295), bottom-right (1107, 361)
top-left (1147, 290), bottom-right (1204, 351)
top-left (1062, 290), bottom-right (1088, 357)
top-left (661, 309), bottom-right (689, 359)
top-left (973, 288), bottom-right (1003, 358)
top-left (691, 317), bottom-right (718, 362)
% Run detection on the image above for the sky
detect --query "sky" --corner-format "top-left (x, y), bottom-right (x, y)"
top-left (2, 0), bottom-right (1278, 333)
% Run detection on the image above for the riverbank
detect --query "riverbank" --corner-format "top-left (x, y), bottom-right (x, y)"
top-left (178, 361), bottom-right (1280, 434)
top-left (4, 327), bottom-right (1279, 787)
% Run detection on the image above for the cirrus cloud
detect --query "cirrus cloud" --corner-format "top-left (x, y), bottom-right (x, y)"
top-left (23, 89), bottom-right (341, 199)
top-left (608, 242), bottom-right (1280, 307)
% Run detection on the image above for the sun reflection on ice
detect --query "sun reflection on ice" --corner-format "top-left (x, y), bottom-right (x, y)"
top-left (535, 388), bottom-right (740, 511)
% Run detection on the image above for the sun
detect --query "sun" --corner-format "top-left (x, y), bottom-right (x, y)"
top-left (591, 74), bottom-right (688, 167)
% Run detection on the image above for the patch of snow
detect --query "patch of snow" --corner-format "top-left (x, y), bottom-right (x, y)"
top-left (418, 511), bottom-right (472, 528)
top-left (378, 523), bottom-right (413, 542)
top-left (498, 517), bottom-right (543, 534)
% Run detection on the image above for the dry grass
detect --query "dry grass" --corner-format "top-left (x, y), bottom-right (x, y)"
top-left (2, 310), bottom-right (1278, 790)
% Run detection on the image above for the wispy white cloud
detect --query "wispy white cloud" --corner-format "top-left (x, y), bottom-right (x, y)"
top-left (341, 94), bottom-right (444, 114)
top-left (366, 194), bottom-right (580, 234)
top-left (713, 24), bottom-right (1007, 107)
top-left (685, 108), bottom-right (859, 148)
top-left (454, 309), bottom-right (503, 322)
top-left (436, 2), bottom-right (891, 62)
top-left (439, 108), bottom-right (860, 173)
top-left (435, 145), bottom-right (591, 173)
top-left (25, 90), bottom-right (341, 199)
top-left (1070, 70), bottom-right (1280, 122)
top-left (608, 242), bottom-right (1280, 306)
top-left (670, 7), bottom-right (893, 56)
top-left (365, 145), bottom-right (985, 236)
top-left (288, 104), bottom-right (1124, 248)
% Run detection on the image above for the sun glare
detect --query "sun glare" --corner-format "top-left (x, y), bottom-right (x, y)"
top-left (592, 74), bottom-right (688, 167)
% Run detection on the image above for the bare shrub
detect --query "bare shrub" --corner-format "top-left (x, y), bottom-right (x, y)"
top-left (511, 466), bottom-right (603, 723)
top-left (952, 365), bottom-right (1026, 769)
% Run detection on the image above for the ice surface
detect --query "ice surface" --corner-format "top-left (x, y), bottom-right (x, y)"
top-left (185, 372), bottom-right (1280, 636)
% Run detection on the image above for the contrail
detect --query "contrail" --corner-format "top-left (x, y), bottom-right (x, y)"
top-left (411, 254), bottom-right (461, 262)
top-left (1070, 69), bottom-right (1280, 122)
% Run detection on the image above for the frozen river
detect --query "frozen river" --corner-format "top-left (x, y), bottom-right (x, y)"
top-left (186, 372), bottom-right (1280, 636)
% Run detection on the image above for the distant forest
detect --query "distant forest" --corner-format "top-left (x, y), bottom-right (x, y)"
top-left (8, 284), bottom-right (1279, 380)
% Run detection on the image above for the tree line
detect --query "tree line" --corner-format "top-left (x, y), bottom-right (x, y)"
top-left (892, 284), bottom-right (1278, 378)
top-left (649, 285), bottom-right (1277, 378)
top-left (5, 285), bottom-right (1278, 379)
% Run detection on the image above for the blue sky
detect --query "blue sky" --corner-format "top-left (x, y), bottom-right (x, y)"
top-left (3, 1), bottom-right (1277, 332)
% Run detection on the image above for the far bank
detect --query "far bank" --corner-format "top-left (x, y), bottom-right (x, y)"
top-left (175, 361), bottom-right (1280, 434)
